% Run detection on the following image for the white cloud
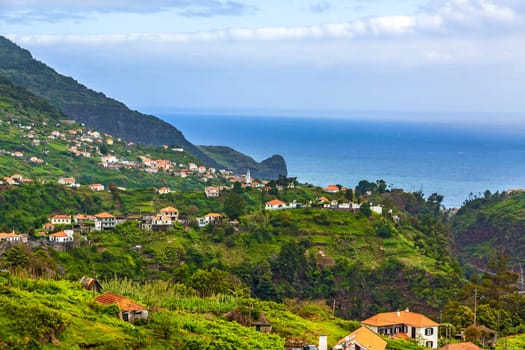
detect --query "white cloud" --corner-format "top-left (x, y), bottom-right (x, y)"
top-left (0, 0), bottom-right (255, 21)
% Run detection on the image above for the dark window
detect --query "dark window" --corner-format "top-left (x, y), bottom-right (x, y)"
top-left (425, 341), bottom-right (433, 348)
top-left (425, 328), bottom-right (434, 336)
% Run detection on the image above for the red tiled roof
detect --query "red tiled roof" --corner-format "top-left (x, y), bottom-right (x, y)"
top-left (362, 310), bottom-right (439, 328)
top-left (161, 206), bottom-right (178, 212)
top-left (266, 199), bottom-right (286, 205)
top-left (94, 292), bottom-right (146, 311)
top-left (50, 231), bottom-right (69, 238)
top-left (95, 212), bottom-right (115, 218)
top-left (439, 342), bottom-right (483, 350)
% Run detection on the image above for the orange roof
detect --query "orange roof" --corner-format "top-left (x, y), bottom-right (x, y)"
top-left (0, 232), bottom-right (18, 238)
top-left (336, 326), bottom-right (387, 350)
top-left (319, 196), bottom-right (330, 202)
top-left (50, 214), bottom-right (70, 219)
top-left (161, 206), bottom-right (178, 212)
top-left (206, 213), bottom-right (223, 217)
top-left (95, 212), bottom-right (115, 218)
top-left (94, 292), bottom-right (146, 311)
top-left (362, 310), bottom-right (439, 328)
top-left (439, 342), bottom-right (483, 350)
top-left (266, 199), bottom-right (286, 205)
top-left (50, 231), bottom-right (69, 237)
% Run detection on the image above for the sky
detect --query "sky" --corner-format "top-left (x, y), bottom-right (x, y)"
top-left (2, 0), bottom-right (525, 123)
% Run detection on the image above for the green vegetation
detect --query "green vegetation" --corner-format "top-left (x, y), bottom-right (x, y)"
top-left (0, 36), bottom-right (287, 177)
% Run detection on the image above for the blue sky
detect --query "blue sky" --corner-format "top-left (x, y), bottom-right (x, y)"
top-left (2, 0), bottom-right (525, 122)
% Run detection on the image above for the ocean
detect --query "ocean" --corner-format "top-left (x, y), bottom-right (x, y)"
top-left (159, 113), bottom-right (525, 208)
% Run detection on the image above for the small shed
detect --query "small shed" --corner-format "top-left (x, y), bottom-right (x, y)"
top-left (80, 276), bottom-right (103, 293)
top-left (94, 292), bottom-right (148, 323)
top-left (253, 312), bottom-right (272, 333)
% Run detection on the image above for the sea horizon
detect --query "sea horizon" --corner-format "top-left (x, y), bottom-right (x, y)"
top-left (152, 110), bottom-right (525, 209)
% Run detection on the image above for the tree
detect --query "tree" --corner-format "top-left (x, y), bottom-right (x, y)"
top-left (3, 245), bottom-right (29, 275)
top-left (359, 202), bottom-right (371, 217)
top-left (223, 192), bottom-right (246, 219)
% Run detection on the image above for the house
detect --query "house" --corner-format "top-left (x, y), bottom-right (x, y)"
top-left (49, 214), bottom-right (72, 226)
top-left (160, 206), bottom-right (179, 221)
top-left (156, 187), bottom-right (171, 195)
top-left (94, 292), bottom-right (148, 323)
top-left (197, 165), bottom-right (207, 174)
top-left (205, 213), bottom-right (223, 223)
top-left (58, 177), bottom-right (78, 187)
top-left (370, 205), bottom-right (383, 215)
top-left (361, 308), bottom-right (439, 349)
top-left (42, 222), bottom-right (55, 231)
top-left (188, 163), bottom-right (198, 171)
top-left (265, 199), bottom-right (288, 210)
top-left (323, 184), bottom-right (340, 193)
top-left (334, 326), bottom-right (387, 350)
top-left (94, 212), bottom-right (116, 230)
top-left (74, 214), bottom-right (95, 224)
top-left (439, 343), bottom-right (482, 350)
top-left (100, 155), bottom-right (118, 163)
top-left (89, 183), bottom-right (105, 192)
top-left (0, 232), bottom-right (22, 242)
top-left (48, 230), bottom-right (74, 243)
top-left (204, 186), bottom-right (220, 198)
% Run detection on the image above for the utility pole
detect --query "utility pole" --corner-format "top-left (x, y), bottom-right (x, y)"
top-left (474, 289), bottom-right (478, 326)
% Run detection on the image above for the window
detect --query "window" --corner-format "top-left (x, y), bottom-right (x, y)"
top-left (425, 341), bottom-right (433, 348)
top-left (425, 328), bottom-right (434, 336)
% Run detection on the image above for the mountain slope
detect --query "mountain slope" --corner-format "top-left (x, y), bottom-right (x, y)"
top-left (200, 146), bottom-right (287, 179)
top-left (0, 36), bottom-right (287, 178)
top-left (451, 190), bottom-right (525, 269)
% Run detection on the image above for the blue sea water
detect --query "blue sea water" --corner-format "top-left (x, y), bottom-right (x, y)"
top-left (159, 113), bottom-right (525, 208)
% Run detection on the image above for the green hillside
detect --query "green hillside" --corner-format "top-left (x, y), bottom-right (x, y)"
top-left (451, 190), bottom-right (525, 270)
top-left (0, 36), bottom-right (287, 178)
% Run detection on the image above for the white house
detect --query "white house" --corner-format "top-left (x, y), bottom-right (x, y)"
top-left (48, 230), bottom-right (74, 243)
top-left (49, 214), bottom-right (72, 226)
top-left (0, 232), bottom-right (23, 242)
top-left (265, 199), bottom-right (288, 210)
top-left (370, 205), bottom-right (383, 215)
top-left (361, 309), bottom-right (439, 349)
top-left (58, 177), bottom-right (78, 187)
top-left (204, 186), bottom-right (220, 198)
top-left (160, 206), bottom-right (179, 221)
top-left (89, 184), bottom-right (105, 192)
top-left (94, 212), bottom-right (116, 231)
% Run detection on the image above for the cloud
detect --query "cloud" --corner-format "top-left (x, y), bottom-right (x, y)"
top-left (0, 0), bottom-right (255, 21)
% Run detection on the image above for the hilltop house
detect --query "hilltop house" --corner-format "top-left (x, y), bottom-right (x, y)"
top-left (94, 212), bottom-right (116, 231)
top-left (156, 187), bottom-right (171, 195)
top-left (334, 326), bottom-right (387, 350)
top-left (94, 292), bottom-right (148, 323)
top-left (0, 232), bottom-right (24, 242)
top-left (362, 309), bottom-right (439, 349)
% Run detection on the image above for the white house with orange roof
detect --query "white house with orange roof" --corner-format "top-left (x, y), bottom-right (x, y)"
top-left (156, 187), bottom-right (171, 195)
top-left (361, 308), bottom-right (439, 349)
top-left (0, 232), bottom-right (23, 242)
top-left (204, 186), bottom-right (220, 198)
top-left (49, 214), bottom-right (72, 226)
top-left (58, 177), bottom-right (78, 187)
top-left (265, 199), bottom-right (288, 210)
top-left (323, 184), bottom-right (340, 193)
top-left (94, 212), bottom-right (116, 231)
top-left (160, 206), bottom-right (179, 221)
top-left (48, 230), bottom-right (74, 243)
top-left (89, 184), bottom-right (105, 192)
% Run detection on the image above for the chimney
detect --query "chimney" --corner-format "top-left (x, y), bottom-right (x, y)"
top-left (397, 310), bottom-right (400, 317)
top-left (319, 335), bottom-right (328, 350)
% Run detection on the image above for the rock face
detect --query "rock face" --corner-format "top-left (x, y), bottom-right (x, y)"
top-left (0, 36), bottom-right (287, 178)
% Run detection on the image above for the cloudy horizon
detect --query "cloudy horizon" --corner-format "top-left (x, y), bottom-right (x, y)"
top-left (2, 0), bottom-right (525, 123)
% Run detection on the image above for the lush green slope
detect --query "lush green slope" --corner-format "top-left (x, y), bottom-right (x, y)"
top-left (0, 36), bottom-right (287, 177)
top-left (451, 190), bottom-right (525, 270)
